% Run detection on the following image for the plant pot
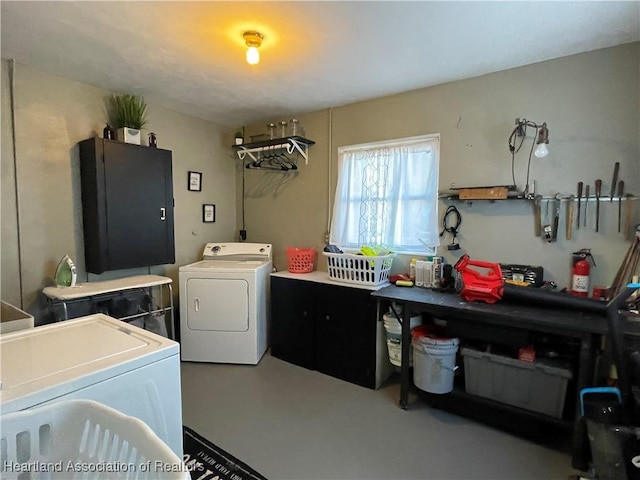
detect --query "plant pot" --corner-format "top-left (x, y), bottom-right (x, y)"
top-left (117, 128), bottom-right (141, 145)
top-left (235, 137), bottom-right (244, 145)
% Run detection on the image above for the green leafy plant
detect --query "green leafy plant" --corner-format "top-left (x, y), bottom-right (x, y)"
top-left (108, 94), bottom-right (148, 129)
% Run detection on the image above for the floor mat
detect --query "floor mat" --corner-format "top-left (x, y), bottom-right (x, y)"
top-left (183, 426), bottom-right (268, 480)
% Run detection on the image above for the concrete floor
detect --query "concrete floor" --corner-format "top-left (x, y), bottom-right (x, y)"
top-left (181, 353), bottom-right (576, 480)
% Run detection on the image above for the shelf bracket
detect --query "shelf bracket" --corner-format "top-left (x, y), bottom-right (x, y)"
top-left (286, 138), bottom-right (309, 164)
top-left (236, 148), bottom-right (260, 164)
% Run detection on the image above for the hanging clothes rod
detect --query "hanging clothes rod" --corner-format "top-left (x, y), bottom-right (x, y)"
top-left (235, 137), bottom-right (314, 165)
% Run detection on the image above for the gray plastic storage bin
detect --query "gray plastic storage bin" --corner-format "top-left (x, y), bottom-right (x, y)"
top-left (461, 347), bottom-right (572, 418)
top-left (1, 301), bottom-right (34, 334)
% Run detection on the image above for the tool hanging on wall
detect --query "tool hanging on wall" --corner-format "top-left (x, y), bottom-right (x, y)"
top-left (617, 180), bottom-right (625, 233)
top-left (584, 184), bottom-right (590, 228)
top-left (542, 199), bottom-right (552, 241)
top-left (542, 195), bottom-right (560, 243)
top-left (551, 193), bottom-right (560, 242)
top-left (566, 194), bottom-right (575, 240)
top-left (595, 179), bottom-right (602, 232)
top-left (610, 162), bottom-right (620, 203)
top-left (576, 181), bottom-right (583, 230)
top-left (533, 194), bottom-right (542, 237)
top-left (440, 205), bottom-right (462, 250)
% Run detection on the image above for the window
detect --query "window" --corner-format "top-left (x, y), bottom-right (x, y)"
top-left (329, 135), bottom-right (440, 254)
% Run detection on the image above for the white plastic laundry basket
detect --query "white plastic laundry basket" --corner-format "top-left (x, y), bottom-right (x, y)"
top-left (0, 399), bottom-right (189, 480)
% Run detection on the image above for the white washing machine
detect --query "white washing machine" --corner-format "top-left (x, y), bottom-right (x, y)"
top-left (179, 242), bottom-right (272, 365)
top-left (0, 314), bottom-right (184, 457)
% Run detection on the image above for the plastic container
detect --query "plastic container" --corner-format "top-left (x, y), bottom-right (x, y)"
top-left (461, 347), bottom-right (572, 418)
top-left (323, 252), bottom-right (395, 286)
top-left (382, 312), bottom-right (422, 367)
top-left (0, 399), bottom-right (189, 479)
top-left (1, 301), bottom-right (34, 334)
top-left (412, 326), bottom-right (459, 394)
top-left (286, 247), bottom-right (316, 273)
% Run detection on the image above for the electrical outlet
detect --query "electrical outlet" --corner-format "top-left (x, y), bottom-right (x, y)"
top-left (239, 230), bottom-right (247, 241)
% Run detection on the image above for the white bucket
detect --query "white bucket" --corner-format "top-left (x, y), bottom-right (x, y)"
top-left (383, 312), bottom-right (421, 367)
top-left (412, 329), bottom-right (459, 394)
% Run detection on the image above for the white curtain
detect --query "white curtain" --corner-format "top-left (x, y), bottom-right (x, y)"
top-left (330, 137), bottom-right (440, 253)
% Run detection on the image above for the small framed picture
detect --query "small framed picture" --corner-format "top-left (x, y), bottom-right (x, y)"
top-left (188, 171), bottom-right (202, 191)
top-left (203, 204), bottom-right (216, 223)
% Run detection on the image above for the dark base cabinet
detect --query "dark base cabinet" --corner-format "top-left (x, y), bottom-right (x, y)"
top-left (271, 276), bottom-right (316, 370)
top-left (271, 275), bottom-right (391, 389)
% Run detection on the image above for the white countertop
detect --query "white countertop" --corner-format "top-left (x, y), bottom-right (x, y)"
top-left (271, 270), bottom-right (388, 291)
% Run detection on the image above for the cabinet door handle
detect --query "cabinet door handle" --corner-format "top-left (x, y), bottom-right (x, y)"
top-left (194, 298), bottom-right (200, 312)
top-left (160, 207), bottom-right (166, 220)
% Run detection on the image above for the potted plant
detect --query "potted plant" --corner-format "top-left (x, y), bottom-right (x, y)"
top-left (108, 93), bottom-right (148, 145)
top-left (235, 127), bottom-right (245, 145)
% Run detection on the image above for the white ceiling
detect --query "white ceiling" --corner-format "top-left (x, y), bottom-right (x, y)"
top-left (2, 1), bottom-right (639, 128)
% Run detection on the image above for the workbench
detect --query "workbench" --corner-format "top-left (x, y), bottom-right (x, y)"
top-left (371, 285), bottom-right (640, 446)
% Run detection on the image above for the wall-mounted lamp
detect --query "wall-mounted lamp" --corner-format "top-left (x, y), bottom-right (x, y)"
top-left (508, 118), bottom-right (550, 197)
top-left (243, 30), bottom-right (264, 65)
top-left (534, 122), bottom-right (549, 158)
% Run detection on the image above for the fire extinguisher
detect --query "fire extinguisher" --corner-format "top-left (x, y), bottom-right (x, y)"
top-left (571, 249), bottom-right (595, 297)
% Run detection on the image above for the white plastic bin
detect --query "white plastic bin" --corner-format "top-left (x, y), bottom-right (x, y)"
top-left (382, 312), bottom-right (422, 367)
top-left (0, 399), bottom-right (190, 480)
top-left (412, 326), bottom-right (459, 394)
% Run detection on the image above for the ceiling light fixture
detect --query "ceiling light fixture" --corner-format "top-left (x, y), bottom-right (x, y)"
top-left (243, 30), bottom-right (264, 65)
top-left (508, 118), bottom-right (550, 197)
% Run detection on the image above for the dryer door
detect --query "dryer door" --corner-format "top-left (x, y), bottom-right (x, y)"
top-left (185, 278), bottom-right (249, 332)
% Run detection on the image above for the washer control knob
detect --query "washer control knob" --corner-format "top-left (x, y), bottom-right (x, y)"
top-left (212, 245), bottom-right (221, 253)
top-left (260, 248), bottom-right (265, 253)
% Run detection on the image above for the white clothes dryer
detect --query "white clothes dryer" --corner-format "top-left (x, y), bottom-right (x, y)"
top-left (179, 243), bottom-right (272, 364)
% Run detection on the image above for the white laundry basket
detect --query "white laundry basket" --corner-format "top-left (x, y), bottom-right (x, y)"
top-left (0, 399), bottom-right (190, 480)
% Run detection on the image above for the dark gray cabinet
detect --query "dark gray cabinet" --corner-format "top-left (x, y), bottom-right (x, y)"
top-left (79, 138), bottom-right (175, 274)
top-left (271, 275), bottom-right (387, 389)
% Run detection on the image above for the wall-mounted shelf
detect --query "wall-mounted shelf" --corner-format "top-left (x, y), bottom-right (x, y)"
top-left (439, 191), bottom-right (530, 202)
top-left (233, 136), bottom-right (315, 171)
top-left (439, 192), bottom-right (637, 203)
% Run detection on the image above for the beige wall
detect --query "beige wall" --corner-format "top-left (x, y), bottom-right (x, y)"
top-left (1, 61), bottom-right (21, 305)
top-left (2, 43), bottom-right (639, 324)
top-left (242, 43), bottom-right (640, 290)
top-left (1, 61), bottom-right (234, 323)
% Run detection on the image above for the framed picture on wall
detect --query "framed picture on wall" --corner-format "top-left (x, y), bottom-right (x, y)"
top-left (203, 204), bottom-right (215, 223)
top-left (188, 171), bottom-right (202, 191)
